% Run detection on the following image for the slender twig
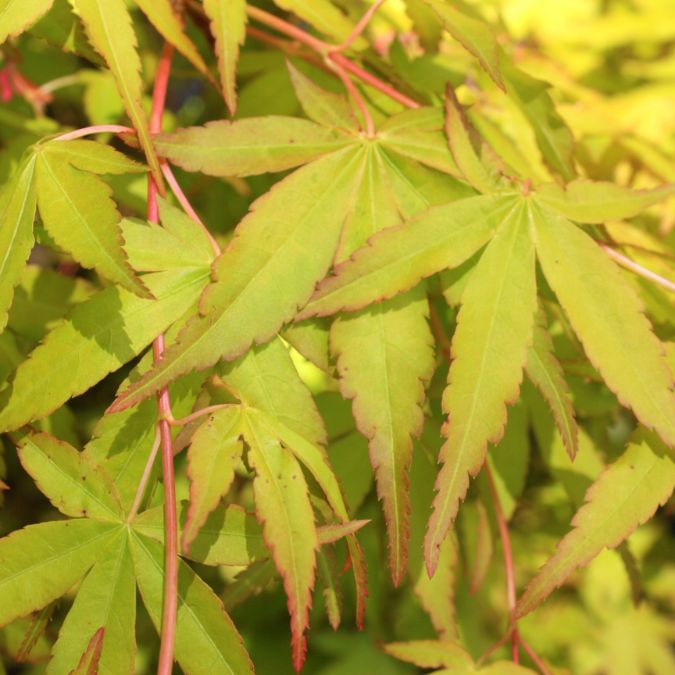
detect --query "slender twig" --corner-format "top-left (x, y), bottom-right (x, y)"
top-left (38, 74), bottom-right (81, 96)
top-left (246, 6), bottom-right (331, 53)
top-left (165, 403), bottom-right (232, 428)
top-left (147, 42), bottom-right (179, 675)
top-left (160, 162), bottom-right (221, 256)
top-left (331, 0), bottom-right (387, 53)
top-left (484, 464), bottom-right (520, 663)
top-left (602, 244), bottom-right (675, 293)
top-left (53, 124), bottom-right (134, 141)
top-left (330, 63), bottom-right (375, 136)
top-left (127, 427), bottom-right (162, 523)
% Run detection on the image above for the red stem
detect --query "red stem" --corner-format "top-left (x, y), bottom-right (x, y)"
top-left (484, 464), bottom-right (519, 664)
top-left (148, 42), bottom-right (179, 675)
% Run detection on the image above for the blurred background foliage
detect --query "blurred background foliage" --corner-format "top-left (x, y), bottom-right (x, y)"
top-left (0, 1), bottom-right (674, 673)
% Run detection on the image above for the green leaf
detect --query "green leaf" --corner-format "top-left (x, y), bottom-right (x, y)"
top-left (154, 117), bottom-right (355, 177)
top-left (111, 147), bottom-right (365, 412)
top-left (532, 203), bottom-right (675, 446)
top-left (183, 407), bottom-right (244, 553)
top-left (134, 0), bottom-right (210, 79)
top-left (130, 533), bottom-right (254, 675)
top-left (422, 0), bottom-right (505, 89)
top-left (300, 193), bottom-right (514, 319)
top-left (16, 431), bottom-right (122, 521)
top-left (503, 64), bottom-right (576, 181)
top-left (34, 144), bottom-right (148, 297)
top-left (383, 640), bottom-right (473, 670)
top-left (536, 179), bottom-right (675, 224)
top-left (0, 0), bottom-right (54, 44)
top-left (317, 546), bottom-right (342, 630)
top-left (121, 197), bottom-right (216, 272)
top-left (203, 0), bottom-right (246, 114)
top-left (0, 156), bottom-right (37, 332)
top-left (525, 310), bottom-right (578, 459)
top-left (250, 408), bottom-right (369, 628)
top-left (133, 501), bottom-right (267, 567)
top-left (220, 335), bottom-right (326, 445)
top-left (516, 431), bottom-right (675, 618)
top-left (72, 0), bottom-right (162, 185)
top-left (0, 267), bottom-right (210, 432)
top-left (282, 319), bottom-right (330, 372)
top-left (48, 536), bottom-right (135, 675)
top-left (378, 108), bottom-right (462, 177)
top-left (444, 88), bottom-right (501, 194)
top-left (287, 61), bottom-right (358, 130)
top-left (425, 201), bottom-right (537, 574)
top-left (0, 520), bottom-right (119, 626)
top-left (242, 411), bottom-right (318, 671)
top-left (43, 139), bottom-right (146, 175)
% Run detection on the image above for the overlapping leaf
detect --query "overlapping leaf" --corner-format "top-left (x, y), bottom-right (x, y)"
top-left (516, 431), bottom-right (675, 617)
top-left (0, 0), bottom-right (54, 44)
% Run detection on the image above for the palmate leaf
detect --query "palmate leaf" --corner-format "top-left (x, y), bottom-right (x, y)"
top-left (203, 0), bottom-right (246, 115)
top-left (34, 141), bottom-right (148, 296)
top-left (0, 0), bottom-right (54, 44)
top-left (71, 0), bottom-right (162, 185)
top-left (183, 406), bottom-right (244, 553)
top-left (242, 411), bottom-right (318, 672)
top-left (516, 431), bottom-right (675, 618)
top-left (220, 335), bottom-right (327, 445)
top-left (154, 117), bottom-right (355, 177)
top-left (532, 203), bottom-right (675, 446)
top-left (0, 267), bottom-right (210, 432)
top-left (330, 146), bottom-right (435, 585)
top-left (130, 533), bottom-right (254, 675)
top-left (425, 201), bottom-right (536, 574)
top-left (110, 146), bottom-right (366, 413)
top-left (16, 431), bottom-right (122, 521)
top-left (0, 156), bottom-right (37, 332)
top-left (299, 193), bottom-right (513, 318)
top-left (0, 520), bottom-right (119, 627)
top-left (134, 0), bottom-right (210, 79)
top-left (48, 536), bottom-right (135, 675)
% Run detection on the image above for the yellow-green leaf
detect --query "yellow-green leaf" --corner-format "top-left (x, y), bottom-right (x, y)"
top-left (0, 0), bottom-right (54, 44)
top-left (425, 201), bottom-right (537, 574)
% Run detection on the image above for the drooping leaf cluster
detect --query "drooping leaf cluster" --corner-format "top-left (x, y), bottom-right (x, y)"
top-left (1, 1), bottom-right (674, 674)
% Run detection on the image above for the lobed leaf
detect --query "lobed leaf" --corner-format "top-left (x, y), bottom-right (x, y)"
top-left (220, 335), bottom-right (326, 445)
top-left (532, 203), bottom-right (675, 446)
top-left (243, 412), bottom-right (318, 671)
top-left (0, 0), bottom-right (54, 44)
top-left (34, 144), bottom-right (148, 297)
top-left (301, 193), bottom-right (515, 319)
top-left (131, 533), bottom-right (254, 675)
top-left (383, 640), bottom-right (473, 670)
top-left (111, 147), bottom-right (365, 412)
top-left (183, 406), bottom-right (244, 553)
top-left (16, 430), bottom-right (122, 521)
top-left (43, 139), bottom-right (146, 175)
top-left (425, 201), bottom-right (537, 574)
top-left (72, 0), bottom-right (162, 185)
top-left (203, 0), bottom-right (246, 114)
top-left (536, 179), bottom-right (675, 224)
top-left (0, 520), bottom-right (119, 627)
top-left (0, 156), bottom-right (37, 332)
top-left (154, 117), bottom-right (355, 177)
top-left (0, 267), bottom-right (210, 432)
top-left (516, 431), bottom-right (675, 617)
top-left (48, 537), bottom-right (135, 675)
